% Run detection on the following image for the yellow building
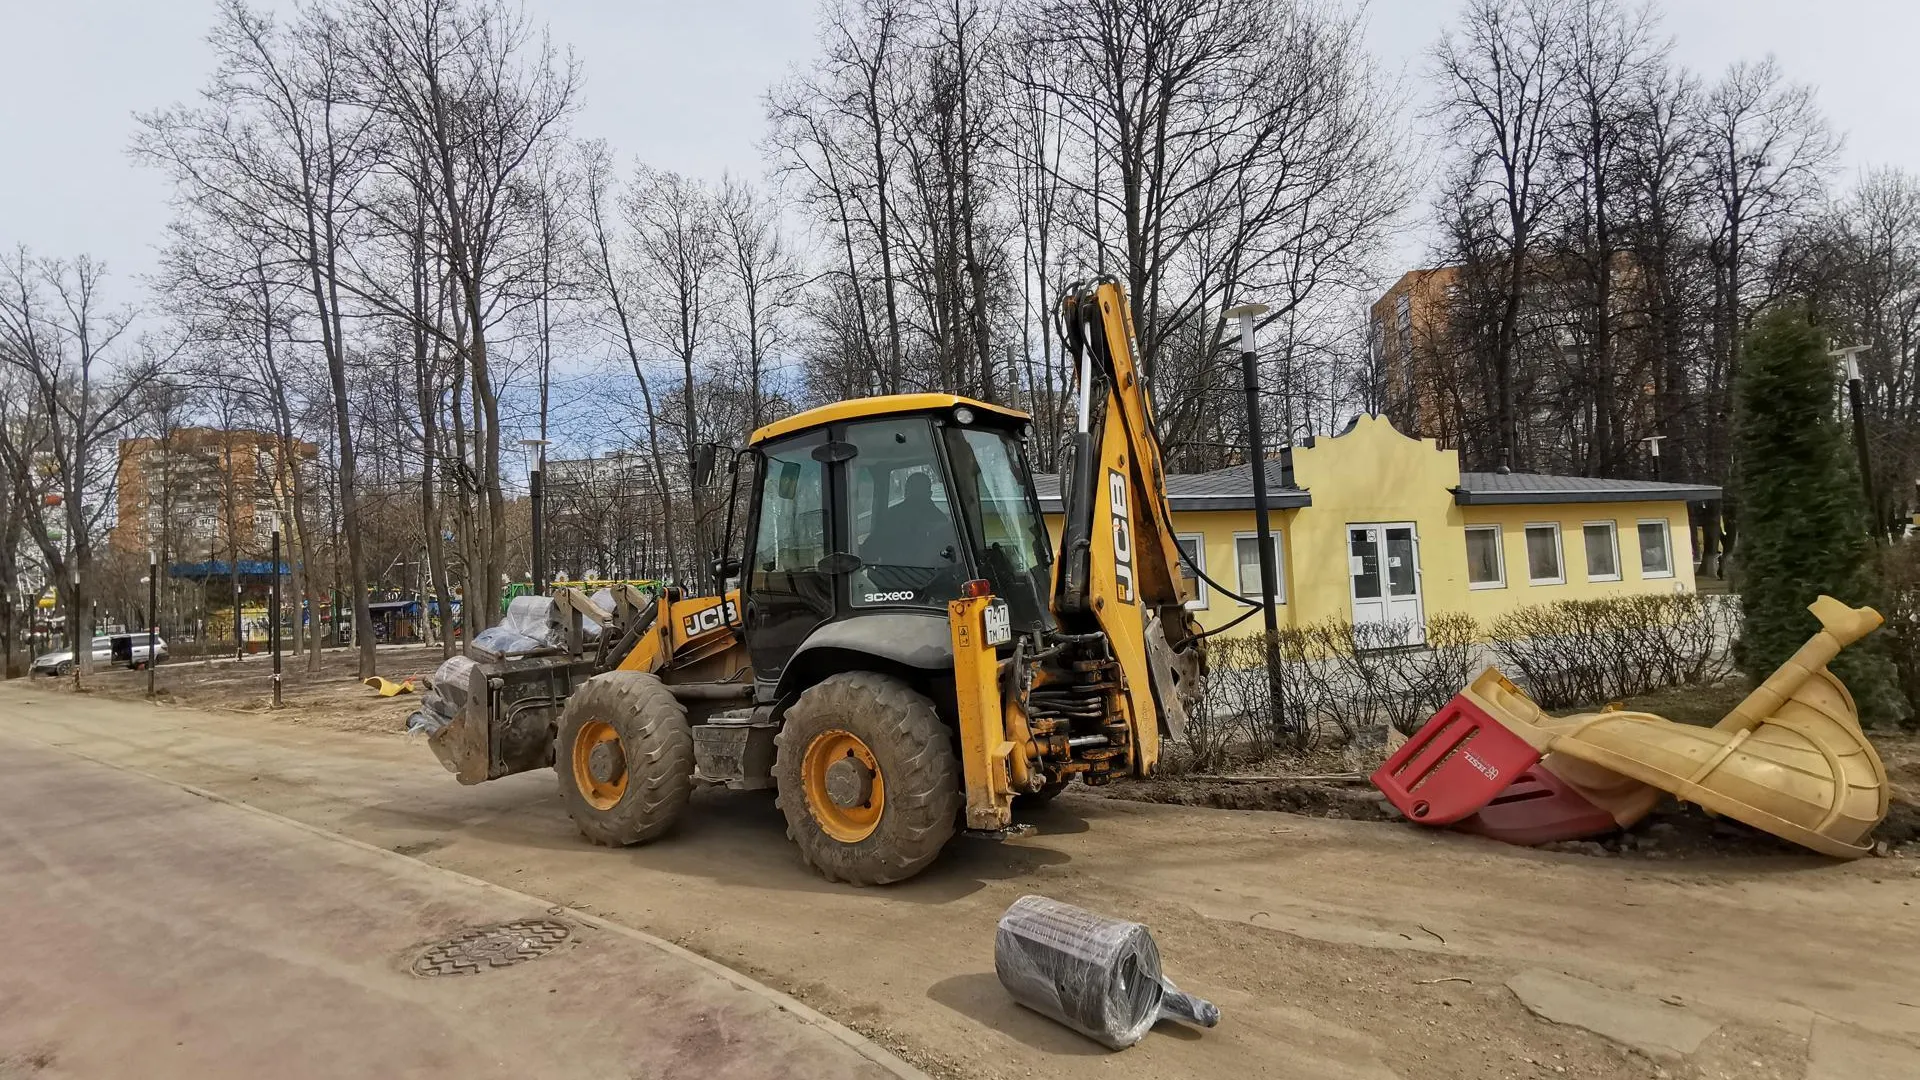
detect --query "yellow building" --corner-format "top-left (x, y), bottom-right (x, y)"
top-left (1040, 416), bottom-right (1718, 643)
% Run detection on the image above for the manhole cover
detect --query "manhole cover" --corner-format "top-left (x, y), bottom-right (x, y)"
top-left (412, 919), bottom-right (571, 977)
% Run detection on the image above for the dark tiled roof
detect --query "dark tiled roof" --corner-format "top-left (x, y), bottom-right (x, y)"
top-left (1034, 461), bottom-right (1312, 513)
top-left (1454, 472), bottom-right (1720, 505)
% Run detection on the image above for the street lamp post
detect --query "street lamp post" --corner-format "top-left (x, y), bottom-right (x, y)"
top-left (270, 515), bottom-right (283, 708)
top-left (1830, 344), bottom-right (1878, 538)
top-left (70, 566), bottom-right (80, 691)
top-left (146, 550), bottom-right (158, 698)
top-left (1641, 435), bottom-right (1666, 482)
top-left (520, 438), bottom-right (551, 594)
top-left (1226, 301), bottom-right (1290, 746)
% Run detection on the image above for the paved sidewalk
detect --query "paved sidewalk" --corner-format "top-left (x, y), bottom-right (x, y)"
top-left (0, 734), bottom-right (915, 1080)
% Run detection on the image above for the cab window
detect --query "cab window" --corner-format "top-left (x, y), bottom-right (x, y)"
top-left (845, 418), bottom-right (965, 609)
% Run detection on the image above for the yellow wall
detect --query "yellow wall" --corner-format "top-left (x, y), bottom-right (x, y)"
top-left (1044, 415), bottom-right (1699, 639)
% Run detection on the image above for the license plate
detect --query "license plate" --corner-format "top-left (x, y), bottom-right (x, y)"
top-left (983, 600), bottom-right (1012, 646)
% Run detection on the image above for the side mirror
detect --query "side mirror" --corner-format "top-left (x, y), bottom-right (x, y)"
top-left (711, 556), bottom-right (742, 584)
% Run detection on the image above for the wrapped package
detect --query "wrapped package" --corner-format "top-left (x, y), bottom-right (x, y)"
top-left (993, 895), bottom-right (1220, 1050)
top-left (407, 655), bottom-right (482, 736)
top-left (584, 589), bottom-right (615, 640)
top-left (469, 625), bottom-right (549, 660)
top-left (406, 695), bottom-right (456, 736)
top-left (500, 595), bottom-right (565, 649)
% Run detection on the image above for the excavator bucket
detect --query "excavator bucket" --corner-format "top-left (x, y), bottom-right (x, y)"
top-left (1458, 596), bottom-right (1891, 858)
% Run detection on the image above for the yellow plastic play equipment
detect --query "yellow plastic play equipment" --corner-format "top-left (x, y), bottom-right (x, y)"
top-left (1460, 596), bottom-right (1891, 858)
top-left (364, 676), bottom-right (417, 698)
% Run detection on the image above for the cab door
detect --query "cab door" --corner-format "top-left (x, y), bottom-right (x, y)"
top-left (741, 431), bottom-right (835, 683)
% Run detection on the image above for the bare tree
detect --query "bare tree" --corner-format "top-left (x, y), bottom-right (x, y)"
top-left (1695, 57), bottom-right (1840, 486)
top-left (346, 0), bottom-right (580, 628)
top-left (1020, 0), bottom-right (1405, 465)
top-left (134, 0), bottom-right (382, 674)
top-left (1434, 0), bottom-right (1571, 470)
top-left (579, 143), bottom-right (683, 585)
top-left (715, 176), bottom-right (802, 432)
top-left (627, 167), bottom-right (725, 584)
top-left (0, 252), bottom-right (165, 675)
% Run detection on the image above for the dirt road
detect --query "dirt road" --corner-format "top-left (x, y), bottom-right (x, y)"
top-left (4, 687), bottom-right (1915, 1079)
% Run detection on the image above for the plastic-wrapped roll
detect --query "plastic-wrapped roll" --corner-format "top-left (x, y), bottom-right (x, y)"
top-left (993, 895), bottom-right (1219, 1050)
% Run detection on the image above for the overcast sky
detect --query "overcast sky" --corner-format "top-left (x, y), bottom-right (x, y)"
top-left (3, 0), bottom-right (1915, 312)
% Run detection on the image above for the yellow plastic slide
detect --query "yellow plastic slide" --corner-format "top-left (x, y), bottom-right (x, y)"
top-left (1460, 596), bottom-right (1890, 858)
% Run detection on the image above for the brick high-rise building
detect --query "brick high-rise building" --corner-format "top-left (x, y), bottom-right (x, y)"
top-left (111, 428), bottom-right (317, 563)
top-left (1368, 266), bottom-right (1463, 441)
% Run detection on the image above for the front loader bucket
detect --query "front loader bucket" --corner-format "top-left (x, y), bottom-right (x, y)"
top-left (1460, 596), bottom-right (1891, 859)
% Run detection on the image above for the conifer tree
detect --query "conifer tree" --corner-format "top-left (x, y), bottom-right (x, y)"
top-left (1732, 305), bottom-right (1908, 725)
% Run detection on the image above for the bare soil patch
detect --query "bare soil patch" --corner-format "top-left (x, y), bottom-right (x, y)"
top-left (31, 645), bottom-right (448, 734)
top-left (1110, 681), bottom-right (1920, 860)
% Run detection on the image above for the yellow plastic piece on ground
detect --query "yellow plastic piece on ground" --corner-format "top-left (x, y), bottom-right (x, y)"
top-left (364, 677), bottom-right (416, 698)
top-left (1461, 596), bottom-right (1891, 859)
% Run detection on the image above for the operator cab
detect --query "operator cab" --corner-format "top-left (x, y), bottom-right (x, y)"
top-left (738, 394), bottom-right (1055, 689)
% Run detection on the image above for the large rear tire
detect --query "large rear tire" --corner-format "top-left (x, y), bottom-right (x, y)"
top-left (774, 672), bottom-right (961, 885)
top-left (555, 671), bottom-right (694, 847)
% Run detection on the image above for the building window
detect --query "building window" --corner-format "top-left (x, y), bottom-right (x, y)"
top-left (1638, 520), bottom-right (1673, 578)
top-left (1233, 532), bottom-right (1285, 604)
top-left (1176, 534), bottom-right (1207, 609)
top-left (1583, 522), bottom-right (1620, 582)
top-left (1524, 524), bottom-right (1565, 585)
top-left (1465, 525), bottom-right (1505, 589)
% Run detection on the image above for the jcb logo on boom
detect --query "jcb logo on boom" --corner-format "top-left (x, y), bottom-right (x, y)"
top-left (1108, 468), bottom-right (1133, 603)
top-left (681, 601), bottom-right (737, 637)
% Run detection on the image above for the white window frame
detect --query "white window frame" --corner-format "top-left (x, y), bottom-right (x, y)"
top-left (1523, 523), bottom-right (1566, 586)
top-left (1232, 531), bottom-right (1286, 605)
top-left (1175, 532), bottom-right (1208, 610)
top-left (1637, 519), bottom-right (1674, 579)
top-left (1582, 520), bottom-right (1621, 583)
top-left (1463, 524), bottom-right (1506, 590)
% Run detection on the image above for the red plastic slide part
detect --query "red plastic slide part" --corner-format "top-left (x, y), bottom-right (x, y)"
top-left (1452, 763), bottom-right (1619, 846)
top-left (1371, 694), bottom-right (1541, 825)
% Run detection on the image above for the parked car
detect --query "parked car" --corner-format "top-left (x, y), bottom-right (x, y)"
top-left (30, 634), bottom-right (169, 677)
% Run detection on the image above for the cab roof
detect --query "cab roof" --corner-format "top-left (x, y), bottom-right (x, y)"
top-left (747, 393), bottom-right (1030, 446)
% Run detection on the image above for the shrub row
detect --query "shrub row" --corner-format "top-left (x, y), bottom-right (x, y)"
top-left (1487, 593), bottom-right (1739, 710)
top-left (1184, 593), bottom-right (1739, 769)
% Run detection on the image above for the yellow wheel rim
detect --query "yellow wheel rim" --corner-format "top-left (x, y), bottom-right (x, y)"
top-left (571, 719), bottom-right (628, 811)
top-left (802, 729), bottom-right (885, 843)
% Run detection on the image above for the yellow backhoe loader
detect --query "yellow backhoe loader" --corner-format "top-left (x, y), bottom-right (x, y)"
top-left (418, 279), bottom-right (1207, 884)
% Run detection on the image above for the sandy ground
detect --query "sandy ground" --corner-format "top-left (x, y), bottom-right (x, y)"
top-left (0, 733), bottom-right (915, 1080)
top-left (3, 685), bottom-right (1915, 1080)
top-left (41, 644), bottom-right (448, 733)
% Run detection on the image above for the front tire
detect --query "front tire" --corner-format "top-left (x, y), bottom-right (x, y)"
top-left (54, 661), bottom-right (73, 677)
top-left (775, 672), bottom-right (961, 885)
top-left (555, 671), bottom-right (694, 847)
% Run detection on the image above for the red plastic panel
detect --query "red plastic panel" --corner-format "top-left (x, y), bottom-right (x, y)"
top-left (1371, 694), bottom-right (1541, 825)
top-left (1452, 764), bottom-right (1619, 846)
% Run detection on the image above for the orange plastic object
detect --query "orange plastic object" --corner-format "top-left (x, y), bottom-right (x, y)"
top-left (1453, 763), bottom-right (1620, 846)
top-left (1371, 694), bottom-right (1541, 825)
top-left (1460, 596), bottom-right (1891, 859)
